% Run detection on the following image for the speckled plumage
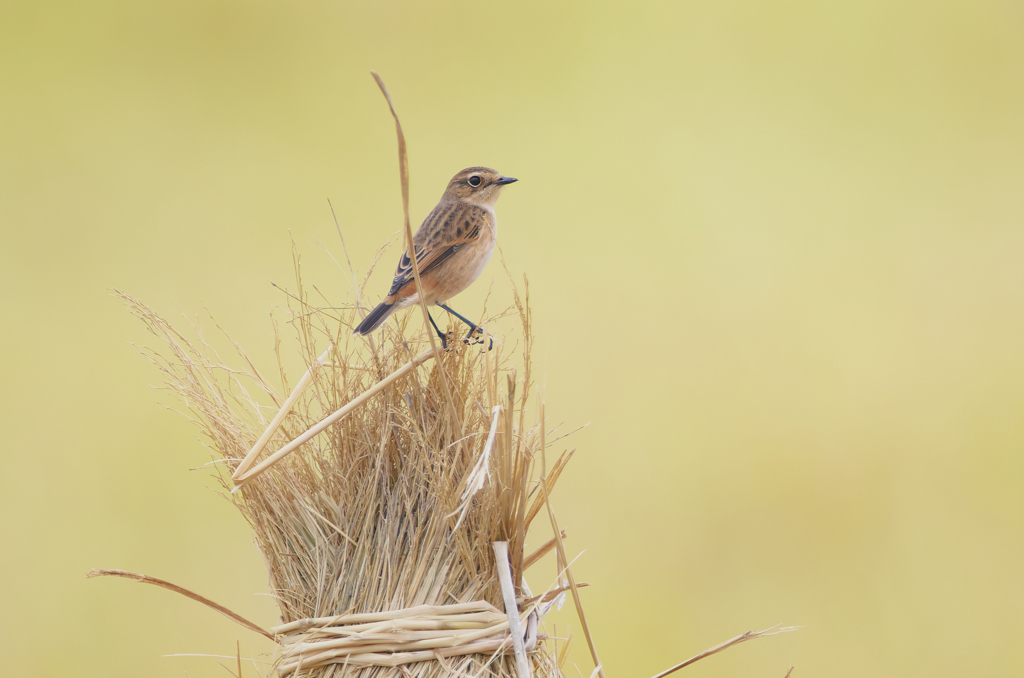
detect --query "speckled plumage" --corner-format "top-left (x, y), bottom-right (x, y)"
top-left (354, 167), bottom-right (517, 337)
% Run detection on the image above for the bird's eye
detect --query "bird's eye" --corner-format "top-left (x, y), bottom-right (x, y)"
top-left (468, 175), bottom-right (482, 187)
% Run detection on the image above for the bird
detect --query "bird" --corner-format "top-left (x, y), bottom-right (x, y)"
top-left (353, 166), bottom-right (517, 347)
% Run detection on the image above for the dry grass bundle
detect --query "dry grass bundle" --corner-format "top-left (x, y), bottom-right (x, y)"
top-left (115, 253), bottom-right (585, 676)
top-left (94, 73), bottom-right (601, 678)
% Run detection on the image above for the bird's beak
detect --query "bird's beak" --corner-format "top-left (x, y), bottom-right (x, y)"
top-left (494, 176), bottom-right (518, 185)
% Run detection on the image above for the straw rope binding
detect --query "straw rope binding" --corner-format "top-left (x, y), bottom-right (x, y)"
top-left (274, 599), bottom-right (538, 674)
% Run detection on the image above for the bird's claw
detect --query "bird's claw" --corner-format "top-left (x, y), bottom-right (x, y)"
top-left (462, 327), bottom-right (493, 351)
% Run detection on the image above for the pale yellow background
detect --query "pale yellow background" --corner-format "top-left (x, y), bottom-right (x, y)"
top-left (3, 1), bottom-right (1024, 676)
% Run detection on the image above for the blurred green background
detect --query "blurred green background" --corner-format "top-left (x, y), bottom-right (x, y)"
top-left (3, 1), bottom-right (1024, 676)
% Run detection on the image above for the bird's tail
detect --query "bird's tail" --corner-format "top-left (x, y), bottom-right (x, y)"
top-left (353, 301), bottom-right (397, 336)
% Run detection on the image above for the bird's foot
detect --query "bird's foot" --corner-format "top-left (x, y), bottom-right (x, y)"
top-left (463, 327), bottom-right (493, 351)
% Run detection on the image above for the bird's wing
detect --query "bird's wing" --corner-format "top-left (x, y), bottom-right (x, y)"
top-left (385, 207), bottom-right (484, 297)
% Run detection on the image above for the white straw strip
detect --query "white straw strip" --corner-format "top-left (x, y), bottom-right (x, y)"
top-left (451, 405), bottom-right (502, 530)
top-left (233, 348), bottom-right (435, 487)
top-left (233, 345), bottom-right (332, 480)
top-left (493, 541), bottom-right (531, 678)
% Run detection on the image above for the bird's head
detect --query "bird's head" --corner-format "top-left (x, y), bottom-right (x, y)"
top-left (443, 167), bottom-right (518, 208)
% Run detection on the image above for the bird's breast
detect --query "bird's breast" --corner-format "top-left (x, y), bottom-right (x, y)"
top-left (428, 215), bottom-right (496, 303)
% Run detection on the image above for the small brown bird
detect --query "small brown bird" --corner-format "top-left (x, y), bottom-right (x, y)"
top-left (353, 167), bottom-right (517, 346)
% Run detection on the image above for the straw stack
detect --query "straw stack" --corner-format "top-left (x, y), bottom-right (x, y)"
top-left (118, 259), bottom-right (578, 676)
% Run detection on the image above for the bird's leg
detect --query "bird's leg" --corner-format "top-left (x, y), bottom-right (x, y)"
top-left (426, 311), bottom-right (449, 350)
top-left (438, 304), bottom-right (493, 350)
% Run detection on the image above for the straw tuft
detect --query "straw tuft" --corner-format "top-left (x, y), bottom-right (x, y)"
top-left (116, 251), bottom-right (571, 676)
